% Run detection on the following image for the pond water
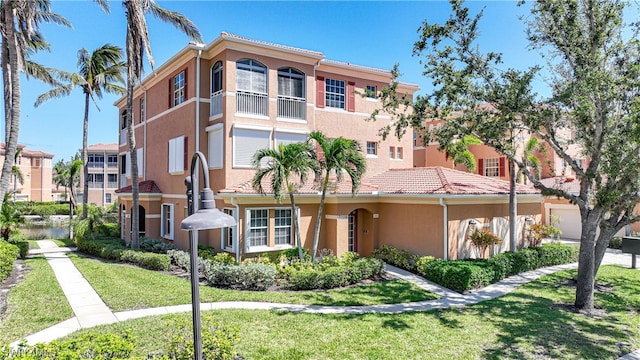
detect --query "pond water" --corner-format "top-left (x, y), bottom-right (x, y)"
top-left (20, 223), bottom-right (70, 240)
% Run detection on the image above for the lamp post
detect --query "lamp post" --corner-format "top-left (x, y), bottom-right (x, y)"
top-left (180, 151), bottom-right (236, 360)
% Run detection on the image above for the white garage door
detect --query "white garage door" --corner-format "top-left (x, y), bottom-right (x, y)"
top-left (550, 208), bottom-right (582, 240)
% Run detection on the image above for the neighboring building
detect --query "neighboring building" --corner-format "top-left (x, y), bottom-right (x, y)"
top-left (115, 33), bottom-right (542, 260)
top-left (0, 143), bottom-right (54, 202)
top-left (79, 143), bottom-right (119, 207)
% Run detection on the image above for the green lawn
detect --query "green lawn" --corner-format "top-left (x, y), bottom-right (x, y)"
top-left (59, 265), bottom-right (640, 359)
top-left (69, 255), bottom-right (437, 311)
top-left (0, 257), bottom-right (73, 343)
top-left (53, 238), bottom-right (75, 247)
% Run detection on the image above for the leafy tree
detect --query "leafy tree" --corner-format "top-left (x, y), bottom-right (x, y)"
top-left (54, 155), bottom-right (82, 239)
top-left (307, 131), bottom-right (366, 261)
top-left (444, 134), bottom-right (482, 172)
top-left (35, 44), bottom-right (125, 219)
top-left (252, 142), bottom-right (319, 260)
top-left (121, 0), bottom-right (201, 248)
top-left (374, 0), bottom-right (640, 311)
top-left (0, 192), bottom-right (22, 241)
top-left (0, 0), bottom-right (74, 209)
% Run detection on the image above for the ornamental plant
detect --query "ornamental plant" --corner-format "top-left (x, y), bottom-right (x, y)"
top-left (526, 222), bottom-right (562, 247)
top-left (469, 228), bottom-right (502, 259)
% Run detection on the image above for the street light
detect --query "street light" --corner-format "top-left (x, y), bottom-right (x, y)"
top-left (180, 151), bottom-right (236, 360)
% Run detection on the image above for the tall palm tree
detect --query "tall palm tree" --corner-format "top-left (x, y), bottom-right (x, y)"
top-left (53, 159), bottom-right (68, 200)
top-left (443, 135), bottom-right (482, 172)
top-left (0, 0), bottom-right (78, 208)
top-left (252, 142), bottom-right (319, 260)
top-left (35, 44), bottom-right (125, 219)
top-left (66, 156), bottom-right (83, 240)
top-left (122, 0), bottom-right (201, 249)
top-left (308, 131), bottom-right (367, 261)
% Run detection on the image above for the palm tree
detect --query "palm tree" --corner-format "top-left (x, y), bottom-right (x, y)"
top-left (66, 156), bottom-right (83, 240)
top-left (308, 131), bottom-right (367, 261)
top-left (0, 192), bottom-right (22, 241)
top-left (0, 0), bottom-right (77, 208)
top-left (252, 142), bottom-right (319, 260)
top-left (443, 135), bottom-right (482, 172)
top-left (53, 159), bottom-right (68, 200)
top-left (35, 44), bottom-right (126, 219)
top-left (11, 147), bottom-right (23, 201)
top-left (122, 0), bottom-right (201, 249)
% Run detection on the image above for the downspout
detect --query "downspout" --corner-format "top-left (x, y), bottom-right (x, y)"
top-left (230, 196), bottom-right (240, 263)
top-left (142, 87), bottom-right (147, 180)
top-left (439, 198), bottom-right (448, 260)
top-left (190, 42), bottom-right (205, 152)
top-left (313, 59), bottom-right (321, 130)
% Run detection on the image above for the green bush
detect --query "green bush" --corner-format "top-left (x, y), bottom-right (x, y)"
top-left (15, 202), bottom-right (70, 217)
top-left (120, 250), bottom-right (171, 271)
top-left (211, 252), bottom-right (236, 265)
top-left (139, 237), bottom-right (175, 254)
top-left (285, 256), bottom-right (384, 290)
top-left (198, 244), bottom-right (216, 260)
top-left (372, 245), bottom-right (419, 272)
top-left (609, 237), bottom-right (623, 249)
top-left (163, 315), bottom-right (239, 360)
top-left (1, 331), bottom-right (136, 359)
top-left (419, 244), bottom-right (579, 292)
top-left (76, 237), bottom-right (127, 260)
top-left (96, 223), bottom-right (120, 238)
top-left (203, 262), bottom-right (275, 291)
top-left (0, 240), bottom-right (19, 282)
top-left (8, 232), bottom-right (28, 259)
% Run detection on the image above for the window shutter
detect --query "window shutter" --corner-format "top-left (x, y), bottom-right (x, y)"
top-left (125, 151), bottom-right (131, 177)
top-left (168, 139), bottom-right (175, 173)
top-left (233, 128), bottom-right (270, 167)
top-left (499, 157), bottom-right (506, 177)
top-left (183, 69), bottom-right (188, 100)
top-left (316, 76), bottom-right (325, 108)
top-left (183, 136), bottom-right (189, 171)
top-left (137, 148), bottom-right (144, 178)
top-left (347, 81), bottom-right (355, 112)
top-left (168, 78), bottom-right (173, 108)
top-left (208, 127), bottom-right (224, 169)
top-left (477, 158), bottom-right (484, 176)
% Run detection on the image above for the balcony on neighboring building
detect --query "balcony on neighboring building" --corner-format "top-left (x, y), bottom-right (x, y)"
top-left (236, 91), bottom-right (268, 117)
top-left (277, 96), bottom-right (306, 121)
top-left (210, 90), bottom-right (223, 117)
top-left (120, 129), bottom-right (127, 146)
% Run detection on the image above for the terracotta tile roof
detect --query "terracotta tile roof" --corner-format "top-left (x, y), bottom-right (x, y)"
top-left (0, 143), bottom-right (54, 158)
top-left (220, 175), bottom-right (380, 195)
top-left (220, 167), bottom-right (539, 196)
top-left (220, 32), bottom-right (324, 58)
top-left (366, 167), bottom-right (539, 195)
top-left (539, 176), bottom-right (580, 195)
top-left (115, 180), bottom-right (162, 194)
top-left (87, 143), bottom-right (119, 152)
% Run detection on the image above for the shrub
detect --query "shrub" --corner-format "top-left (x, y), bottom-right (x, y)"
top-left (211, 252), bottom-right (236, 265)
top-left (609, 237), bottom-right (623, 249)
top-left (0, 241), bottom-right (19, 282)
top-left (415, 255), bottom-right (435, 272)
top-left (203, 263), bottom-right (275, 291)
top-left (120, 250), bottom-right (171, 271)
top-left (526, 222), bottom-right (562, 247)
top-left (96, 223), bottom-right (120, 238)
top-left (280, 247), bottom-right (310, 261)
top-left (139, 237), bottom-right (175, 254)
top-left (198, 244), bottom-right (216, 260)
top-left (372, 245), bottom-right (419, 272)
top-left (285, 256), bottom-right (384, 290)
top-left (76, 237), bottom-right (127, 260)
top-left (418, 259), bottom-right (494, 293)
top-left (163, 315), bottom-right (238, 360)
top-left (468, 228), bottom-right (502, 259)
top-left (8, 232), bottom-right (28, 259)
top-left (168, 249), bottom-right (191, 270)
top-left (1, 331), bottom-right (136, 359)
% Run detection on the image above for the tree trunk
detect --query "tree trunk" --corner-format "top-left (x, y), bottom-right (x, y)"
top-left (289, 192), bottom-right (304, 260)
top-left (0, 1), bottom-right (21, 209)
top-left (2, 3), bottom-right (10, 146)
top-left (575, 211), bottom-right (600, 310)
top-left (593, 222), bottom-right (619, 277)
top-left (509, 159), bottom-right (517, 252)
top-left (127, 74), bottom-right (139, 248)
top-left (82, 93), bottom-right (90, 219)
top-left (311, 172), bottom-right (330, 261)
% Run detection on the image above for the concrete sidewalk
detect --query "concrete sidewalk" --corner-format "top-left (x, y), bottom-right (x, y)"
top-left (11, 240), bottom-right (640, 360)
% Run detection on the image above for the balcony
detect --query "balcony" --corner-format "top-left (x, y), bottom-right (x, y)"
top-left (210, 90), bottom-right (223, 117)
top-left (107, 181), bottom-right (118, 189)
top-left (236, 91), bottom-right (268, 117)
top-left (119, 129), bottom-right (127, 146)
top-left (107, 162), bottom-right (118, 169)
top-left (277, 96), bottom-right (306, 121)
top-left (87, 162), bottom-right (103, 169)
top-left (88, 182), bottom-right (104, 189)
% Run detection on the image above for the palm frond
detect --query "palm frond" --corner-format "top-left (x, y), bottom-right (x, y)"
top-left (148, 3), bottom-right (203, 42)
top-left (34, 84), bottom-right (74, 107)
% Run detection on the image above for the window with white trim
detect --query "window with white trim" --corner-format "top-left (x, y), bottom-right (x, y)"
top-left (397, 147), bottom-right (403, 159)
top-left (365, 85), bottom-right (377, 98)
top-left (105, 193), bottom-right (112, 204)
top-left (274, 209), bottom-right (292, 245)
top-left (222, 208), bottom-right (234, 250)
top-left (236, 59), bottom-right (267, 93)
top-left (278, 68), bottom-right (304, 99)
top-left (207, 125), bottom-right (224, 169)
top-left (161, 203), bottom-right (174, 240)
top-left (247, 209), bottom-right (268, 247)
top-left (212, 61), bottom-right (223, 93)
top-left (233, 127), bottom-right (270, 168)
top-left (173, 71), bottom-right (185, 106)
top-left (168, 136), bottom-right (185, 174)
top-left (366, 141), bottom-right (377, 156)
top-left (484, 158), bottom-right (499, 177)
top-left (389, 146), bottom-right (395, 159)
top-left (325, 78), bottom-right (345, 109)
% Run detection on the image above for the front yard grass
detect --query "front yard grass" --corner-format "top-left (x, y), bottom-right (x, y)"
top-left (60, 265), bottom-right (640, 359)
top-left (69, 254), bottom-right (437, 311)
top-left (0, 257), bottom-right (72, 343)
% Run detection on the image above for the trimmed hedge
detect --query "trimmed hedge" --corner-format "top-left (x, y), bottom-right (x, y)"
top-left (418, 243), bottom-right (579, 293)
top-left (285, 255), bottom-right (384, 290)
top-left (139, 237), bottom-right (175, 254)
top-left (76, 237), bottom-right (127, 260)
top-left (8, 233), bottom-right (28, 259)
top-left (372, 245), bottom-right (419, 272)
top-left (0, 240), bottom-right (19, 282)
top-left (120, 250), bottom-right (171, 271)
top-left (203, 263), bottom-right (276, 291)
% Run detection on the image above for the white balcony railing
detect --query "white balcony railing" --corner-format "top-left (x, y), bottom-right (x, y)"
top-left (87, 162), bottom-right (103, 169)
top-left (236, 91), bottom-right (268, 116)
top-left (277, 96), bottom-right (306, 120)
top-left (107, 162), bottom-right (118, 169)
top-left (89, 182), bottom-right (104, 189)
top-left (107, 181), bottom-right (118, 189)
top-left (119, 129), bottom-right (127, 146)
top-left (210, 90), bottom-right (223, 117)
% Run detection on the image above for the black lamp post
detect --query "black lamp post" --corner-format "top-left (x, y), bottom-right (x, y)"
top-left (180, 151), bottom-right (236, 360)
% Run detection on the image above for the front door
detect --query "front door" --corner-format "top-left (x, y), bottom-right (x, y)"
top-left (348, 210), bottom-right (357, 252)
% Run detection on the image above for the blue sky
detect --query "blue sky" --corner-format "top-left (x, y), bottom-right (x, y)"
top-left (17, 1), bottom-right (540, 163)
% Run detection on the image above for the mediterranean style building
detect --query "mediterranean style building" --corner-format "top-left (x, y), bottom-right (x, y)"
top-left (115, 33), bottom-right (543, 260)
top-left (78, 143), bottom-right (119, 207)
top-left (0, 143), bottom-right (53, 202)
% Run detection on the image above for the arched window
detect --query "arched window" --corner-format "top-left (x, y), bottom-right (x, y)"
top-left (211, 61), bottom-right (223, 94)
top-left (277, 67), bottom-right (305, 99)
top-left (236, 59), bottom-right (267, 94)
